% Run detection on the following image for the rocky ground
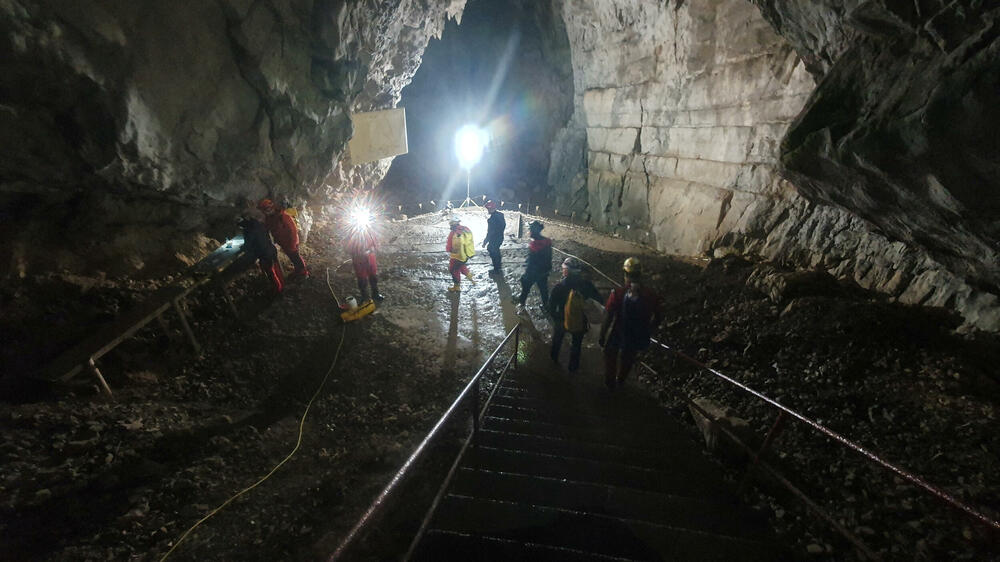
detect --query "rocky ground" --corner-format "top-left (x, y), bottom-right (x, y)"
top-left (1, 210), bottom-right (998, 561)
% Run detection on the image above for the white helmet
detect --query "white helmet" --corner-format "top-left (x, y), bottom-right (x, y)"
top-left (448, 215), bottom-right (460, 225)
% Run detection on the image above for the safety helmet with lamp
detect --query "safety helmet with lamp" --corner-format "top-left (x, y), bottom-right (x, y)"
top-left (484, 200), bottom-right (497, 211)
top-left (623, 257), bottom-right (641, 274)
top-left (562, 257), bottom-right (580, 271)
top-left (528, 220), bottom-right (544, 233)
top-left (448, 215), bottom-right (460, 225)
top-left (257, 198), bottom-right (276, 212)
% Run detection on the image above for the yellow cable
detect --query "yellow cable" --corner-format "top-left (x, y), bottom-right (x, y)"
top-left (161, 268), bottom-right (347, 561)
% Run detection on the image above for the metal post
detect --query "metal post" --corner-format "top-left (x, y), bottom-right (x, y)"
top-left (738, 411), bottom-right (787, 495)
top-left (471, 379), bottom-right (481, 441)
top-left (513, 326), bottom-right (519, 369)
top-left (172, 298), bottom-right (201, 354)
top-left (87, 358), bottom-right (114, 399)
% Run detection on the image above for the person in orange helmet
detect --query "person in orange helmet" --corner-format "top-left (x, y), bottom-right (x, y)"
top-left (258, 198), bottom-right (309, 279)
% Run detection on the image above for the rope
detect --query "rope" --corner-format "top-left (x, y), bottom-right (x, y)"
top-left (161, 267), bottom-right (348, 560)
top-left (551, 246), bottom-right (621, 289)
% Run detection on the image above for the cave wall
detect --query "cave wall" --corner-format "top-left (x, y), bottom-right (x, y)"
top-left (549, 0), bottom-right (1000, 331)
top-left (0, 0), bottom-right (465, 279)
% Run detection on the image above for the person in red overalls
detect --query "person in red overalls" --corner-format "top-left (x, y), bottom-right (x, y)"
top-left (258, 198), bottom-right (309, 278)
top-left (446, 215), bottom-right (476, 292)
top-left (346, 226), bottom-right (384, 303)
top-left (599, 257), bottom-right (663, 390)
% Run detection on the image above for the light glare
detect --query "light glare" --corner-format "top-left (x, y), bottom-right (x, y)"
top-left (349, 207), bottom-right (373, 230)
top-left (455, 124), bottom-right (487, 169)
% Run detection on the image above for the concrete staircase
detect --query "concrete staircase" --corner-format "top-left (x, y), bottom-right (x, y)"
top-left (410, 344), bottom-right (788, 561)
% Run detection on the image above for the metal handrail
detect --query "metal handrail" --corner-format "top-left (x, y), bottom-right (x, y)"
top-left (328, 323), bottom-right (521, 561)
top-left (549, 244), bottom-right (1000, 539)
top-left (650, 337), bottom-right (1000, 534)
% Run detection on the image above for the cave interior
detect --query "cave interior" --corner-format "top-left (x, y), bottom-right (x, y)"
top-left (1, 0), bottom-right (999, 560)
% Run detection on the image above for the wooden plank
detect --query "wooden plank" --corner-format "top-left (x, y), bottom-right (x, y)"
top-left (37, 239), bottom-right (250, 385)
top-left (38, 284), bottom-right (188, 382)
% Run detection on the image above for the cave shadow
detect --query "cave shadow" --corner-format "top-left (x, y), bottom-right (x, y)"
top-left (492, 273), bottom-right (519, 334)
top-left (442, 292), bottom-right (460, 372)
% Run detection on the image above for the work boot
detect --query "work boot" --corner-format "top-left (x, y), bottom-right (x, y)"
top-left (464, 272), bottom-right (476, 285)
top-left (447, 283), bottom-right (462, 292)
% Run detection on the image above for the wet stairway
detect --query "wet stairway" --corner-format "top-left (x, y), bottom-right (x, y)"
top-left (410, 341), bottom-right (788, 561)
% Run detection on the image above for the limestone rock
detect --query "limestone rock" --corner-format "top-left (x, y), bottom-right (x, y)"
top-left (547, 0), bottom-right (1000, 331)
top-left (0, 0), bottom-right (466, 278)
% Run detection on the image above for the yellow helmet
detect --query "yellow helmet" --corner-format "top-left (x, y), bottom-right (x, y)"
top-left (623, 257), bottom-right (641, 274)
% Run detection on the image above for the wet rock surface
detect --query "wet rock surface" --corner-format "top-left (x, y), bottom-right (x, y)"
top-left (1, 211), bottom-right (998, 560)
top-left (1, 0), bottom-right (466, 279)
top-left (549, 0), bottom-right (1000, 331)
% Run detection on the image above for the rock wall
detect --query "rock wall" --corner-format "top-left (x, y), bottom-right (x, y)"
top-left (0, 0), bottom-right (465, 278)
top-left (550, 0), bottom-right (999, 331)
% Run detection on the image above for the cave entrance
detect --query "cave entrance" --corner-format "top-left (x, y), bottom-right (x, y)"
top-left (381, 0), bottom-right (573, 209)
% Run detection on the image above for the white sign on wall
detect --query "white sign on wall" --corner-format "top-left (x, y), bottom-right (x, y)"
top-left (347, 108), bottom-right (408, 165)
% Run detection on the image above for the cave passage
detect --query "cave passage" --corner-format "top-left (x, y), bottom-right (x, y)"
top-left (2, 0), bottom-right (1000, 560)
top-left (381, 0), bottom-right (573, 208)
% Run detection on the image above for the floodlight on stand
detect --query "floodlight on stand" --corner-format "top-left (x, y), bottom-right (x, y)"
top-left (454, 124), bottom-right (488, 208)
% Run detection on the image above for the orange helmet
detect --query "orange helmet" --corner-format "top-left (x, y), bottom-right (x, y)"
top-left (257, 198), bottom-right (276, 212)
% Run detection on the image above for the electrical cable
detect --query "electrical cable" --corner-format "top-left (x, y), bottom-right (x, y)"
top-left (160, 267), bottom-right (347, 561)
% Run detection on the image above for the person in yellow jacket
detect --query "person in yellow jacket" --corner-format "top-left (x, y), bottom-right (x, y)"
top-left (445, 215), bottom-right (476, 292)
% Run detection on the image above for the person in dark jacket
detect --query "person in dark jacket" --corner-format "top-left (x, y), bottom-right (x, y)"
top-left (346, 227), bottom-right (383, 303)
top-left (515, 220), bottom-right (552, 313)
top-left (481, 200), bottom-right (506, 275)
top-left (548, 257), bottom-right (603, 372)
top-left (599, 257), bottom-right (664, 389)
top-left (259, 198), bottom-right (309, 278)
top-left (238, 208), bottom-right (284, 294)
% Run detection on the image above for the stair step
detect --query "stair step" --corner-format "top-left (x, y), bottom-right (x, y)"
top-left (461, 445), bottom-right (731, 500)
top-left (450, 467), bottom-right (770, 538)
top-left (412, 529), bottom-right (644, 562)
top-left (426, 494), bottom-right (783, 561)
top-left (481, 415), bottom-right (695, 453)
top-left (474, 428), bottom-right (704, 472)
top-left (485, 402), bottom-right (693, 442)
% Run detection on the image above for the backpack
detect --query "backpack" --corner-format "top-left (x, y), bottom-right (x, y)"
top-left (563, 289), bottom-right (587, 333)
top-left (457, 230), bottom-right (476, 261)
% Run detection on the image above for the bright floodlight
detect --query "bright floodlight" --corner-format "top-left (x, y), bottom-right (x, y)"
top-left (349, 206), bottom-right (373, 230)
top-left (455, 124), bottom-right (487, 170)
